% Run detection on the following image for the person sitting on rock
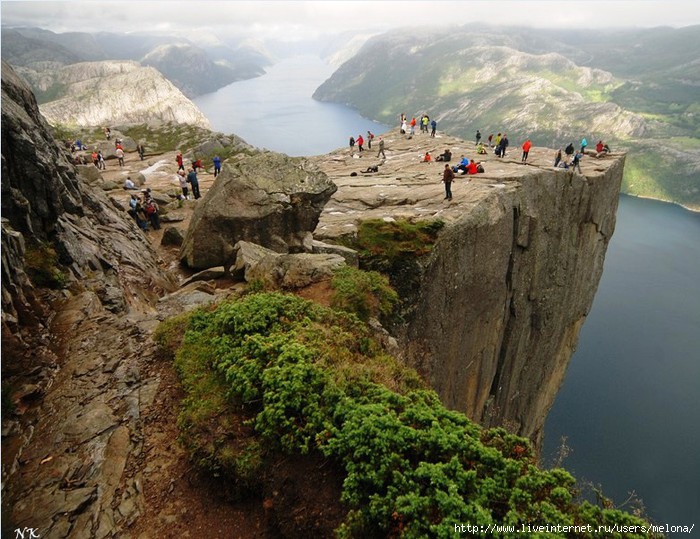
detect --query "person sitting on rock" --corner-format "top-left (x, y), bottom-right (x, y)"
top-left (421, 152), bottom-right (432, 163)
top-left (467, 160), bottom-right (480, 175)
top-left (123, 177), bottom-right (137, 190)
top-left (436, 149), bottom-right (452, 162)
top-left (476, 142), bottom-right (487, 155)
top-left (454, 155), bottom-right (470, 174)
top-left (595, 140), bottom-right (610, 158)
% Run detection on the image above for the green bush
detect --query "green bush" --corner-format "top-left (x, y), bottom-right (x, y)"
top-left (331, 265), bottom-right (398, 321)
top-left (167, 292), bottom-right (660, 538)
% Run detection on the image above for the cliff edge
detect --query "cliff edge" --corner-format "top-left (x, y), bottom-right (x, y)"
top-left (313, 131), bottom-right (623, 443)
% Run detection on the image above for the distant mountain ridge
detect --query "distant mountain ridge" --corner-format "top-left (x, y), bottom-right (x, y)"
top-left (1, 26), bottom-right (271, 99)
top-left (24, 60), bottom-right (211, 129)
top-left (314, 25), bottom-right (700, 209)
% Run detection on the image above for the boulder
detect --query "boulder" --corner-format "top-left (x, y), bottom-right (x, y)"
top-left (180, 266), bottom-right (227, 287)
top-left (76, 164), bottom-right (102, 184)
top-left (180, 152), bottom-right (337, 269)
top-left (246, 253), bottom-right (346, 289)
top-left (160, 226), bottom-right (184, 247)
top-left (311, 239), bottom-right (359, 267)
top-left (229, 241), bottom-right (278, 280)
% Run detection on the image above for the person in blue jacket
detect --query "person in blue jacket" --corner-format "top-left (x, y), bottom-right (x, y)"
top-left (213, 155), bottom-right (222, 177)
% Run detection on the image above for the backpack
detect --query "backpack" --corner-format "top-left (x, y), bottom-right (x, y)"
top-left (477, 164), bottom-right (485, 173)
top-left (145, 201), bottom-right (157, 215)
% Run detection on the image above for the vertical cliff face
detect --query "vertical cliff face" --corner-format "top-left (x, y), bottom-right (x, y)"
top-left (315, 130), bottom-right (623, 443)
top-left (399, 162), bottom-right (623, 443)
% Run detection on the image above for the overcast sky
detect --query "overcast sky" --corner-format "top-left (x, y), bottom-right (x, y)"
top-left (2, 1), bottom-right (699, 43)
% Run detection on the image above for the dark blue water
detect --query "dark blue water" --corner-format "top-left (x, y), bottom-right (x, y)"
top-left (194, 56), bottom-right (700, 533)
top-left (544, 195), bottom-right (700, 533)
top-left (193, 55), bottom-right (389, 156)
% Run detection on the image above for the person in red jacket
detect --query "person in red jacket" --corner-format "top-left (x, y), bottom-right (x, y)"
top-left (521, 139), bottom-right (532, 164)
top-left (357, 135), bottom-right (364, 152)
top-left (176, 151), bottom-right (184, 171)
top-left (467, 160), bottom-right (480, 174)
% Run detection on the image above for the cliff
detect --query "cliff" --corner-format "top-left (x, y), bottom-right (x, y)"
top-left (312, 26), bottom-right (700, 210)
top-left (313, 131), bottom-right (623, 443)
top-left (16, 60), bottom-right (211, 128)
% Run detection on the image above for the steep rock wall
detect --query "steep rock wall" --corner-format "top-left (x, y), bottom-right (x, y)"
top-left (399, 163), bottom-right (623, 443)
top-left (314, 130), bottom-right (623, 444)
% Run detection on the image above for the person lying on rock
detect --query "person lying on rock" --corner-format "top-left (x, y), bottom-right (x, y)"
top-left (361, 165), bottom-right (380, 173)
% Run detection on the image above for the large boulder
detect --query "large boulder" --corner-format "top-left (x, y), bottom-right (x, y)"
top-left (247, 252), bottom-right (346, 289)
top-left (180, 152), bottom-right (337, 269)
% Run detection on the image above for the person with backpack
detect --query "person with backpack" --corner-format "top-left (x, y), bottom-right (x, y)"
top-left (143, 197), bottom-right (160, 230)
top-left (187, 168), bottom-right (201, 199)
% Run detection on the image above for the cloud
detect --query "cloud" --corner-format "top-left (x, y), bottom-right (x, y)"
top-left (2, 0), bottom-right (699, 40)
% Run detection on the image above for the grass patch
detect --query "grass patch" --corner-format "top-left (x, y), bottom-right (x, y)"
top-left (23, 242), bottom-right (67, 289)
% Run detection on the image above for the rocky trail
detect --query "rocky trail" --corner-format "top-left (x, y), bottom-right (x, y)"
top-left (3, 148), bottom-right (269, 538)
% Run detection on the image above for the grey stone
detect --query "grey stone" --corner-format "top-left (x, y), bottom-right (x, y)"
top-left (160, 226), bottom-right (185, 247)
top-left (230, 241), bottom-right (279, 280)
top-left (247, 252), bottom-right (346, 289)
top-left (180, 266), bottom-right (227, 286)
top-left (312, 239), bottom-right (359, 267)
top-left (180, 152), bottom-right (337, 269)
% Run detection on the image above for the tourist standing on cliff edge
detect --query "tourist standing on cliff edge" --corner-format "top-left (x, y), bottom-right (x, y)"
top-left (442, 164), bottom-right (454, 200)
top-left (521, 139), bottom-right (532, 164)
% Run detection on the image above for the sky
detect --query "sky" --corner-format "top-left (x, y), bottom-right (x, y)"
top-left (2, 0), bottom-right (700, 44)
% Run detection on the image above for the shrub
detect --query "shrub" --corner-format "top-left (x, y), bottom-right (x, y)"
top-left (167, 292), bottom-right (661, 538)
top-left (330, 266), bottom-right (398, 321)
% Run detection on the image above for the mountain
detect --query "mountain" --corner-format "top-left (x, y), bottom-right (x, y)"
top-left (24, 60), bottom-right (211, 128)
top-left (1, 26), bottom-right (271, 98)
top-left (313, 25), bottom-right (700, 210)
top-left (141, 42), bottom-right (260, 98)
